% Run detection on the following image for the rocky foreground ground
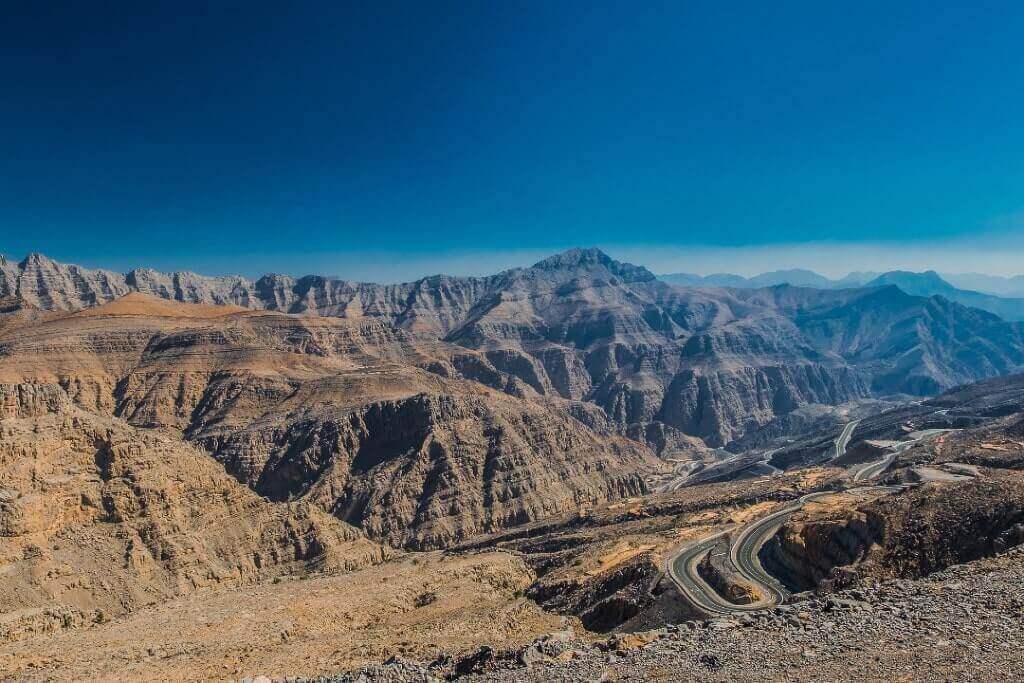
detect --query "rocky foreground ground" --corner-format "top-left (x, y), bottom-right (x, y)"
top-left (325, 544), bottom-right (1024, 682)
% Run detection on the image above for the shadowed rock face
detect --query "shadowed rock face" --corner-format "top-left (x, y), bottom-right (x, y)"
top-left (4, 249), bottom-right (1024, 449)
top-left (760, 476), bottom-right (1024, 593)
top-left (196, 392), bottom-right (654, 550)
top-left (696, 537), bottom-right (763, 605)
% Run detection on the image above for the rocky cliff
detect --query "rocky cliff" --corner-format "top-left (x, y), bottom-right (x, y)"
top-left (0, 383), bottom-right (388, 633)
top-left (200, 391), bottom-right (653, 550)
top-left (696, 537), bottom-right (764, 605)
top-left (760, 476), bottom-right (1024, 592)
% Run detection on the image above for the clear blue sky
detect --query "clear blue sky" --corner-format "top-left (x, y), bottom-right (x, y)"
top-left (3, 2), bottom-right (1024, 279)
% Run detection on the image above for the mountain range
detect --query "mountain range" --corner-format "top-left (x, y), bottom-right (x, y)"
top-left (5, 247), bottom-right (1024, 677)
top-left (4, 248), bottom-right (1024, 453)
top-left (943, 272), bottom-right (1024, 297)
top-left (659, 268), bottom-right (879, 290)
top-left (660, 267), bottom-right (1024, 321)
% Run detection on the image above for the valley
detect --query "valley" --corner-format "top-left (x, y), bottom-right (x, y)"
top-left (2, 249), bottom-right (1024, 680)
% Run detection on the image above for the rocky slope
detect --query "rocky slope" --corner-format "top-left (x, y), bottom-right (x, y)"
top-left (204, 391), bottom-right (655, 550)
top-left (5, 249), bottom-right (1024, 450)
top-left (0, 383), bottom-right (387, 641)
top-left (334, 543), bottom-right (1024, 681)
top-left (0, 294), bottom-right (664, 550)
top-left (0, 550), bottom-right (569, 681)
top-left (761, 408), bottom-right (1024, 592)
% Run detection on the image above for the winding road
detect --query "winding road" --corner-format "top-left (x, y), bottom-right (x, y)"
top-left (666, 491), bottom-right (837, 616)
top-left (664, 420), bottom-right (950, 616)
top-left (665, 530), bottom-right (743, 616)
top-left (831, 419), bottom-right (860, 461)
top-left (850, 428), bottom-right (953, 482)
top-left (727, 492), bottom-right (832, 604)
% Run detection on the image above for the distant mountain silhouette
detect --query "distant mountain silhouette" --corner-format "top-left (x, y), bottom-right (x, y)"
top-left (659, 268), bottom-right (1024, 321)
top-left (659, 269), bottom-right (877, 289)
top-left (865, 271), bottom-right (1024, 321)
top-left (943, 272), bottom-right (1024, 298)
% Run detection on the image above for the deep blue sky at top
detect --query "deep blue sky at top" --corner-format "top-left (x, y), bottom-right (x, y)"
top-left (3, 1), bottom-right (1024, 279)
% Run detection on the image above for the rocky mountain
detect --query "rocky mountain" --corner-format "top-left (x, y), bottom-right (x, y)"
top-left (4, 250), bottom-right (1024, 450)
top-left (661, 268), bottom-right (1024, 322)
top-left (0, 252), bottom-right (498, 336)
top-left (4, 297), bottom-right (1024, 677)
top-left (0, 294), bottom-right (662, 550)
top-left (435, 253), bottom-right (1024, 444)
top-left (864, 270), bottom-right (1024, 321)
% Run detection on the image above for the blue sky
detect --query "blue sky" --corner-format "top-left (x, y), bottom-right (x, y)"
top-left (3, 2), bottom-right (1024, 280)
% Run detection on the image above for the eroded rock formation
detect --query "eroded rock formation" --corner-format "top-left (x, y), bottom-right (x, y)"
top-left (0, 295), bottom-right (664, 550)
top-left (760, 476), bottom-right (1024, 592)
top-left (0, 382), bottom-right (387, 638)
top-left (5, 249), bottom-right (1022, 450)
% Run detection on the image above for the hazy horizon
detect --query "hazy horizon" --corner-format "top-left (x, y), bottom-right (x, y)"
top-left (6, 235), bottom-right (1024, 284)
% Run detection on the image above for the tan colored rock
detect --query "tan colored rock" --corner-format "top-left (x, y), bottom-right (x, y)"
top-left (0, 295), bottom-right (665, 551)
top-left (0, 551), bottom-right (565, 681)
top-left (0, 383), bottom-right (388, 637)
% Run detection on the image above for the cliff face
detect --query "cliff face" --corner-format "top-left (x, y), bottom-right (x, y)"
top-left (3, 253), bottom-right (131, 311)
top-left (760, 477), bottom-right (1024, 592)
top-left (197, 392), bottom-right (653, 550)
top-left (5, 252), bottom-right (500, 338)
top-left (0, 383), bottom-right (388, 629)
top-left (4, 249), bottom-right (1024, 449)
top-left (0, 295), bottom-right (665, 550)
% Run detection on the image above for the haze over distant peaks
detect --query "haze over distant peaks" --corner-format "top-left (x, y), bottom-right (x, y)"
top-left (659, 267), bottom-right (1024, 321)
top-left (659, 269), bottom-right (877, 289)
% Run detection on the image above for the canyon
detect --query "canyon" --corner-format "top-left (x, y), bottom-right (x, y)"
top-left (3, 249), bottom-right (1024, 680)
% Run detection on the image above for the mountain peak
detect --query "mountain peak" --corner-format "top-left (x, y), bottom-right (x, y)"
top-left (531, 247), bottom-right (612, 269)
top-left (529, 248), bottom-right (656, 282)
top-left (19, 252), bottom-right (58, 269)
top-left (868, 270), bottom-right (955, 295)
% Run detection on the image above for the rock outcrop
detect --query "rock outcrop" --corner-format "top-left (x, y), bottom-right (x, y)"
top-left (198, 391), bottom-right (654, 550)
top-left (760, 476), bottom-right (1024, 592)
top-left (0, 383), bottom-right (388, 632)
top-left (696, 537), bottom-right (764, 605)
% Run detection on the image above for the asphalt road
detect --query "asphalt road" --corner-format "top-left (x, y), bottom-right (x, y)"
top-left (661, 417), bottom-right (860, 493)
top-left (850, 428), bottom-right (953, 482)
top-left (728, 491), bottom-right (834, 605)
top-left (665, 490), bottom-right (838, 616)
top-left (851, 447), bottom-right (901, 482)
top-left (664, 420), bottom-right (945, 616)
top-left (830, 419), bottom-right (860, 461)
top-left (665, 530), bottom-right (740, 616)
